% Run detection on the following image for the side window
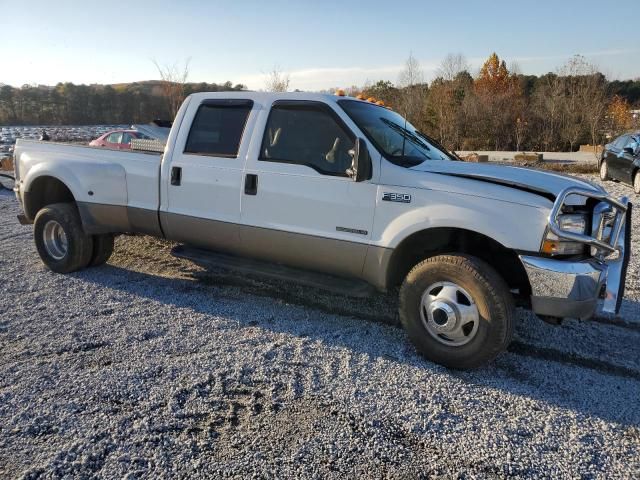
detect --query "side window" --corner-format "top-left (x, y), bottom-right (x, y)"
top-left (107, 132), bottom-right (122, 144)
top-left (260, 102), bottom-right (355, 176)
top-left (614, 135), bottom-right (629, 149)
top-left (184, 100), bottom-right (253, 157)
top-left (121, 132), bottom-right (133, 145)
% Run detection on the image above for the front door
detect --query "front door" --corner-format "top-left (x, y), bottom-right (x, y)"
top-left (607, 134), bottom-right (630, 180)
top-left (161, 98), bottom-right (255, 253)
top-left (240, 100), bottom-right (377, 279)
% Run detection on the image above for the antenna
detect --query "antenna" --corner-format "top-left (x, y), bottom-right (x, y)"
top-left (401, 97), bottom-right (408, 163)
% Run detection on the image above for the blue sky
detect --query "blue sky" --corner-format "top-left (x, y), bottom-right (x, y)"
top-left (1, 0), bottom-right (638, 90)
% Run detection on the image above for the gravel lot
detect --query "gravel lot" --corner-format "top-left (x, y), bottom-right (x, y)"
top-left (0, 174), bottom-right (639, 478)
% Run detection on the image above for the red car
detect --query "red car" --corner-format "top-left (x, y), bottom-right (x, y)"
top-left (89, 130), bottom-right (150, 150)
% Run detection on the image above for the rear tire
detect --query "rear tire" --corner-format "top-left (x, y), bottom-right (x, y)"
top-left (34, 203), bottom-right (93, 273)
top-left (600, 159), bottom-right (610, 181)
top-left (399, 254), bottom-right (514, 369)
top-left (89, 234), bottom-right (115, 267)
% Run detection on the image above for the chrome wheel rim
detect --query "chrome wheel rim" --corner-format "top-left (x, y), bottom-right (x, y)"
top-left (43, 220), bottom-right (68, 260)
top-left (420, 281), bottom-right (480, 347)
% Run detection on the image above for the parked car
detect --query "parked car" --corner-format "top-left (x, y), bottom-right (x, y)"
top-left (12, 92), bottom-right (632, 369)
top-left (89, 129), bottom-right (151, 150)
top-left (599, 132), bottom-right (640, 193)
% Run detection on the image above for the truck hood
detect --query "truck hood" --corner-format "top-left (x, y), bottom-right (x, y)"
top-left (410, 161), bottom-right (603, 203)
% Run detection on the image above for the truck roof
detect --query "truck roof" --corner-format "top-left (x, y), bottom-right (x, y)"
top-left (185, 91), bottom-right (366, 106)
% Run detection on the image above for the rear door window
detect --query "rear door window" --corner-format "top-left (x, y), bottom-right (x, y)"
top-left (184, 100), bottom-right (253, 157)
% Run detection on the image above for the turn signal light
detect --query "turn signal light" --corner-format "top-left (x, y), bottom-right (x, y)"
top-left (541, 239), bottom-right (560, 254)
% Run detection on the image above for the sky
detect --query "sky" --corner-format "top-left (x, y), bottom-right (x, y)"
top-left (1, 0), bottom-right (638, 91)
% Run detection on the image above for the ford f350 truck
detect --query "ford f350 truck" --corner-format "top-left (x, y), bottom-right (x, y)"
top-left (12, 92), bottom-right (632, 369)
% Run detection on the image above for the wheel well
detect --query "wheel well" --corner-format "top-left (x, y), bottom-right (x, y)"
top-left (24, 176), bottom-right (75, 221)
top-left (386, 227), bottom-right (531, 297)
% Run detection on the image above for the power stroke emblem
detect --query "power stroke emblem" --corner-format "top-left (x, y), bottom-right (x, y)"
top-left (382, 192), bottom-right (412, 203)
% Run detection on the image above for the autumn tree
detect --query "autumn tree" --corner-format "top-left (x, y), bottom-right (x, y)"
top-left (473, 53), bottom-right (522, 150)
top-left (426, 54), bottom-right (472, 149)
top-left (607, 95), bottom-right (633, 136)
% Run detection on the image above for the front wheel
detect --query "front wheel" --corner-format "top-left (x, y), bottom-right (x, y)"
top-left (34, 203), bottom-right (94, 273)
top-left (399, 254), bottom-right (514, 369)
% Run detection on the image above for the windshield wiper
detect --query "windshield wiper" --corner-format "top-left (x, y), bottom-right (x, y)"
top-left (380, 118), bottom-right (432, 155)
top-left (415, 130), bottom-right (461, 161)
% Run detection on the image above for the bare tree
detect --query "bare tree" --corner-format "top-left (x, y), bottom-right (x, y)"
top-left (264, 66), bottom-right (290, 92)
top-left (557, 55), bottom-right (607, 153)
top-left (152, 58), bottom-right (191, 118)
top-left (437, 53), bottom-right (469, 81)
top-left (398, 53), bottom-right (427, 126)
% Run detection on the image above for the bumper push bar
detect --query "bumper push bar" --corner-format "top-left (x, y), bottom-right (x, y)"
top-left (520, 187), bottom-right (631, 320)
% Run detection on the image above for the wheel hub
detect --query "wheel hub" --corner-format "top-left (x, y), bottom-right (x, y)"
top-left (420, 281), bottom-right (480, 347)
top-left (43, 220), bottom-right (68, 260)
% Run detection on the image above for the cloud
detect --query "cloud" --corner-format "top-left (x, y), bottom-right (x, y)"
top-left (236, 61), bottom-right (441, 91)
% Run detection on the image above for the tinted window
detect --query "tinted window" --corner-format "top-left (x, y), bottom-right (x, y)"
top-left (107, 132), bottom-right (122, 144)
top-left (613, 135), bottom-right (630, 149)
top-left (260, 102), bottom-right (354, 176)
top-left (184, 101), bottom-right (252, 157)
top-left (121, 132), bottom-right (133, 145)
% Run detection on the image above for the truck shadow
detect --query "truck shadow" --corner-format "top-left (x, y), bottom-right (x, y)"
top-left (78, 263), bottom-right (640, 428)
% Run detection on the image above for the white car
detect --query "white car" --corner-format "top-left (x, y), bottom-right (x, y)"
top-left (11, 92), bottom-right (632, 368)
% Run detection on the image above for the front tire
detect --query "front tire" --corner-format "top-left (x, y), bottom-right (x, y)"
top-left (399, 254), bottom-right (514, 369)
top-left (34, 203), bottom-right (93, 273)
top-left (600, 159), bottom-right (610, 181)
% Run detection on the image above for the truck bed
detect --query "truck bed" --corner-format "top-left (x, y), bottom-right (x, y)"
top-left (14, 139), bottom-right (163, 236)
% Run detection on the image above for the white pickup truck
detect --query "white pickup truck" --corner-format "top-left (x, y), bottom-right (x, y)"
top-left (12, 92), bottom-right (632, 368)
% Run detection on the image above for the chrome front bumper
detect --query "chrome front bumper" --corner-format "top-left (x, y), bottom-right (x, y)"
top-left (520, 189), bottom-right (632, 320)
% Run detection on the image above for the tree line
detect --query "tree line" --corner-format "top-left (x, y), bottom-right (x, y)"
top-left (343, 53), bottom-right (639, 152)
top-left (2, 52), bottom-right (639, 152)
top-left (0, 80), bottom-right (245, 126)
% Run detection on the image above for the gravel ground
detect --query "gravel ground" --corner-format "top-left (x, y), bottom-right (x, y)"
top-left (0, 175), bottom-right (639, 479)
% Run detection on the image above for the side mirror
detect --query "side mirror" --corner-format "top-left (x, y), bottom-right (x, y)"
top-left (347, 137), bottom-right (372, 182)
top-left (623, 146), bottom-right (634, 155)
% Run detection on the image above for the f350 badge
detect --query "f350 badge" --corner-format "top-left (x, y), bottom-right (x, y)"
top-left (382, 192), bottom-right (412, 203)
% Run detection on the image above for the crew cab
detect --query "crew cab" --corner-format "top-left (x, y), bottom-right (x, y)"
top-left (12, 92), bottom-right (632, 369)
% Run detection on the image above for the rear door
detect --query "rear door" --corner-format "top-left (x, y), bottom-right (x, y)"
top-left (239, 100), bottom-right (377, 279)
top-left (120, 132), bottom-right (134, 150)
top-left (160, 98), bottom-right (256, 253)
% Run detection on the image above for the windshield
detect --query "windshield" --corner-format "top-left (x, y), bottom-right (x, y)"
top-left (338, 99), bottom-right (456, 167)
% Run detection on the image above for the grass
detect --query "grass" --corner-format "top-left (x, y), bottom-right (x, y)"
top-left (507, 160), bottom-right (598, 174)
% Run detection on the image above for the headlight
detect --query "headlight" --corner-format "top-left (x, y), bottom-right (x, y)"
top-left (541, 213), bottom-right (588, 255)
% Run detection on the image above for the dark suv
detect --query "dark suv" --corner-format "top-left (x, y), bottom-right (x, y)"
top-left (600, 132), bottom-right (640, 193)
